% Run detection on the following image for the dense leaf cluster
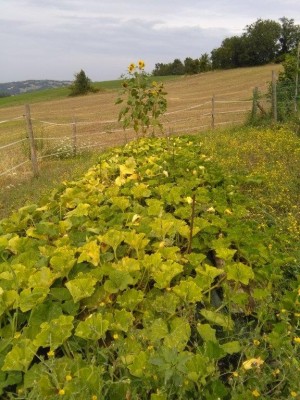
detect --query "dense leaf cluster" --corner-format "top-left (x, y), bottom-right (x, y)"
top-left (0, 136), bottom-right (299, 399)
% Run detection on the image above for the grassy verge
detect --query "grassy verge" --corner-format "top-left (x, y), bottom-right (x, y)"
top-left (0, 152), bottom-right (100, 219)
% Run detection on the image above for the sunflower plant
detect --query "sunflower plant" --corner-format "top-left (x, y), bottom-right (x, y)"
top-left (116, 60), bottom-right (167, 137)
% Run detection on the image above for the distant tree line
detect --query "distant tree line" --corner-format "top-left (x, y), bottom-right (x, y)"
top-left (152, 17), bottom-right (300, 76)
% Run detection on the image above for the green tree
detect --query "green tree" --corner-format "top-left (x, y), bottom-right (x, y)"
top-left (211, 36), bottom-right (245, 69)
top-left (242, 19), bottom-right (281, 65)
top-left (278, 17), bottom-right (300, 59)
top-left (199, 53), bottom-right (212, 72)
top-left (184, 57), bottom-right (200, 74)
top-left (69, 69), bottom-right (97, 96)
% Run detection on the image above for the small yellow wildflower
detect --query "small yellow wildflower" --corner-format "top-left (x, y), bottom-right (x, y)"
top-left (113, 333), bottom-right (119, 340)
top-left (207, 207), bottom-right (215, 213)
top-left (47, 350), bottom-right (55, 357)
top-left (232, 371), bottom-right (239, 377)
top-left (138, 60), bottom-right (145, 69)
top-left (242, 357), bottom-right (264, 370)
top-left (293, 337), bottom-right (300, 344)
top-left (185, 196), bottom-right (193, 204)
top-left (58, 389), bottom-right (65, 396)
top-left (65, 375), bottom-right (72, 381)
top-left (253, 339), bottom-right (260, 346)
top-left (92, 396), bottom-right (98, 400)
top-left (291, 392), bottom-right (298, 398)
top-left (252, 389), bottom-right (260, 397)
top-left (224, 209), bottom-right (233, 215)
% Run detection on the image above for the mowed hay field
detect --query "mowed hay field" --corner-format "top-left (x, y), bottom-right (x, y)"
top-left (0, 64), bottom-right (282, 215)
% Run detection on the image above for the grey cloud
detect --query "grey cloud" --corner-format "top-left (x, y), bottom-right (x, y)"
top-left (1, 0), bottom-right (300, 82)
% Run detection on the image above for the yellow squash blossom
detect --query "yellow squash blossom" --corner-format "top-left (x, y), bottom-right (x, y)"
top-left (242, 357), bottom-right (264, 370)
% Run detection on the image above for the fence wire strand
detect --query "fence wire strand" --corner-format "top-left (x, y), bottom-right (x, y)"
top-left (0, 96), bottom-right (256, 179)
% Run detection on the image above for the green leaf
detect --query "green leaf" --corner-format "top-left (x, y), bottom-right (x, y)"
top-left (127, 351), bottom-right (148, 377)
top-left (117, 289), bottom-right (144, 310)
top-left (197, 323), bottom-right (217, 343)
top-left (75, 313), bottom-right (109, 340)
top-left (111, 309), bottom-right (134, 332)
top-left (110, 196), bottom-right (130, 211)
top-left (27, 267), bottom-right (58, 288)
top-left (221, 341), bottom-right (241, 354)
top-left (2, 339), bottom-right (38, 372)
top-left (19, 287), bottom-right (49, 312)
top-left (152, 260), bottom-right (183, 289)
top-left (65, 203), bottom-right (90, 217)
top-left (164, 317), bottom-right (191, 351)
top-left (100, 229), bottom-right (124, 254)
top-left (205, 341), bottom-right (225, 360)
top-left (226, 262), bottom-right (254, 285)
top-left (146, 198), bottom-right (164, 216)
top-left (77, 240), bottom-right (100, 266)
top-left (66, 276), bottom-right (97, 302)
top-left (104, 270), bottom-right (134, 293)
top-left (214, 247), bottom-right (237, 262)
top-left (50, 246), bottom-right (76, 277)
top-left (173, 279), bottom-right (203, 303)
top-left (200, 309), bottom-right (234, 331)
top-left (131, 183), bottom-right (151, 199)
top-left (124, 231), bottom-right (149, 252)
top-left (147, 318), bottom-right (169, 342)
top-left (33, 315), bottom-right (74, 350)
top-left (186, 354), bottom-right (215, 383)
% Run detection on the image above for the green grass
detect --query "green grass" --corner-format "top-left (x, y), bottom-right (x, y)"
top-left (0, 152), bottom-right (100, 219)
top-left (0, 76), bottom-right (178, 108)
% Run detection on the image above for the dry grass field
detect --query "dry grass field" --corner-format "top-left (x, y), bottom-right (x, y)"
top-left (0, 64), bottom-right (282, 195)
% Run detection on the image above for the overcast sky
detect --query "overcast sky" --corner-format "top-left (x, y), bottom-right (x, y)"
top-left (1, 0), bottom-right (300, 83)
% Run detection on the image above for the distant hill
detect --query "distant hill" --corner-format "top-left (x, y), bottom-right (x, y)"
top-left (0, 80), bottom-right (71, 96)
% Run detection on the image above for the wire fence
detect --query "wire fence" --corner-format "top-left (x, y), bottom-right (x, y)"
top-left (0, 83), bottom-right (283, 181)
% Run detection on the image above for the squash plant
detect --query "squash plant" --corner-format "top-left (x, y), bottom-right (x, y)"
top-left (0, 135), bottom-right (299, 399)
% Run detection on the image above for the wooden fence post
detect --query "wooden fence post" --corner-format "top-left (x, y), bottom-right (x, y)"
top-left (211, 95), bottom-right (215, 129)
top-left (24, 104), bottom-right (39, 177)
top-left (272, 71), bottom-right (277, 122)
top-left (72, 117), bottom-right (77, 156)
top-left (252, 87), bottom-right (259, 119)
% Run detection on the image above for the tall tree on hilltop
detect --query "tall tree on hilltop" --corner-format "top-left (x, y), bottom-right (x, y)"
top-left (69, 69), bottom-right (97, 96)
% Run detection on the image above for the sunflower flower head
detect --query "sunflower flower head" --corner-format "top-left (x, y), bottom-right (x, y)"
top-left (138, 60), bottom-right (145, 69)
top-left (128, 63), bottom-right (136, 73)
